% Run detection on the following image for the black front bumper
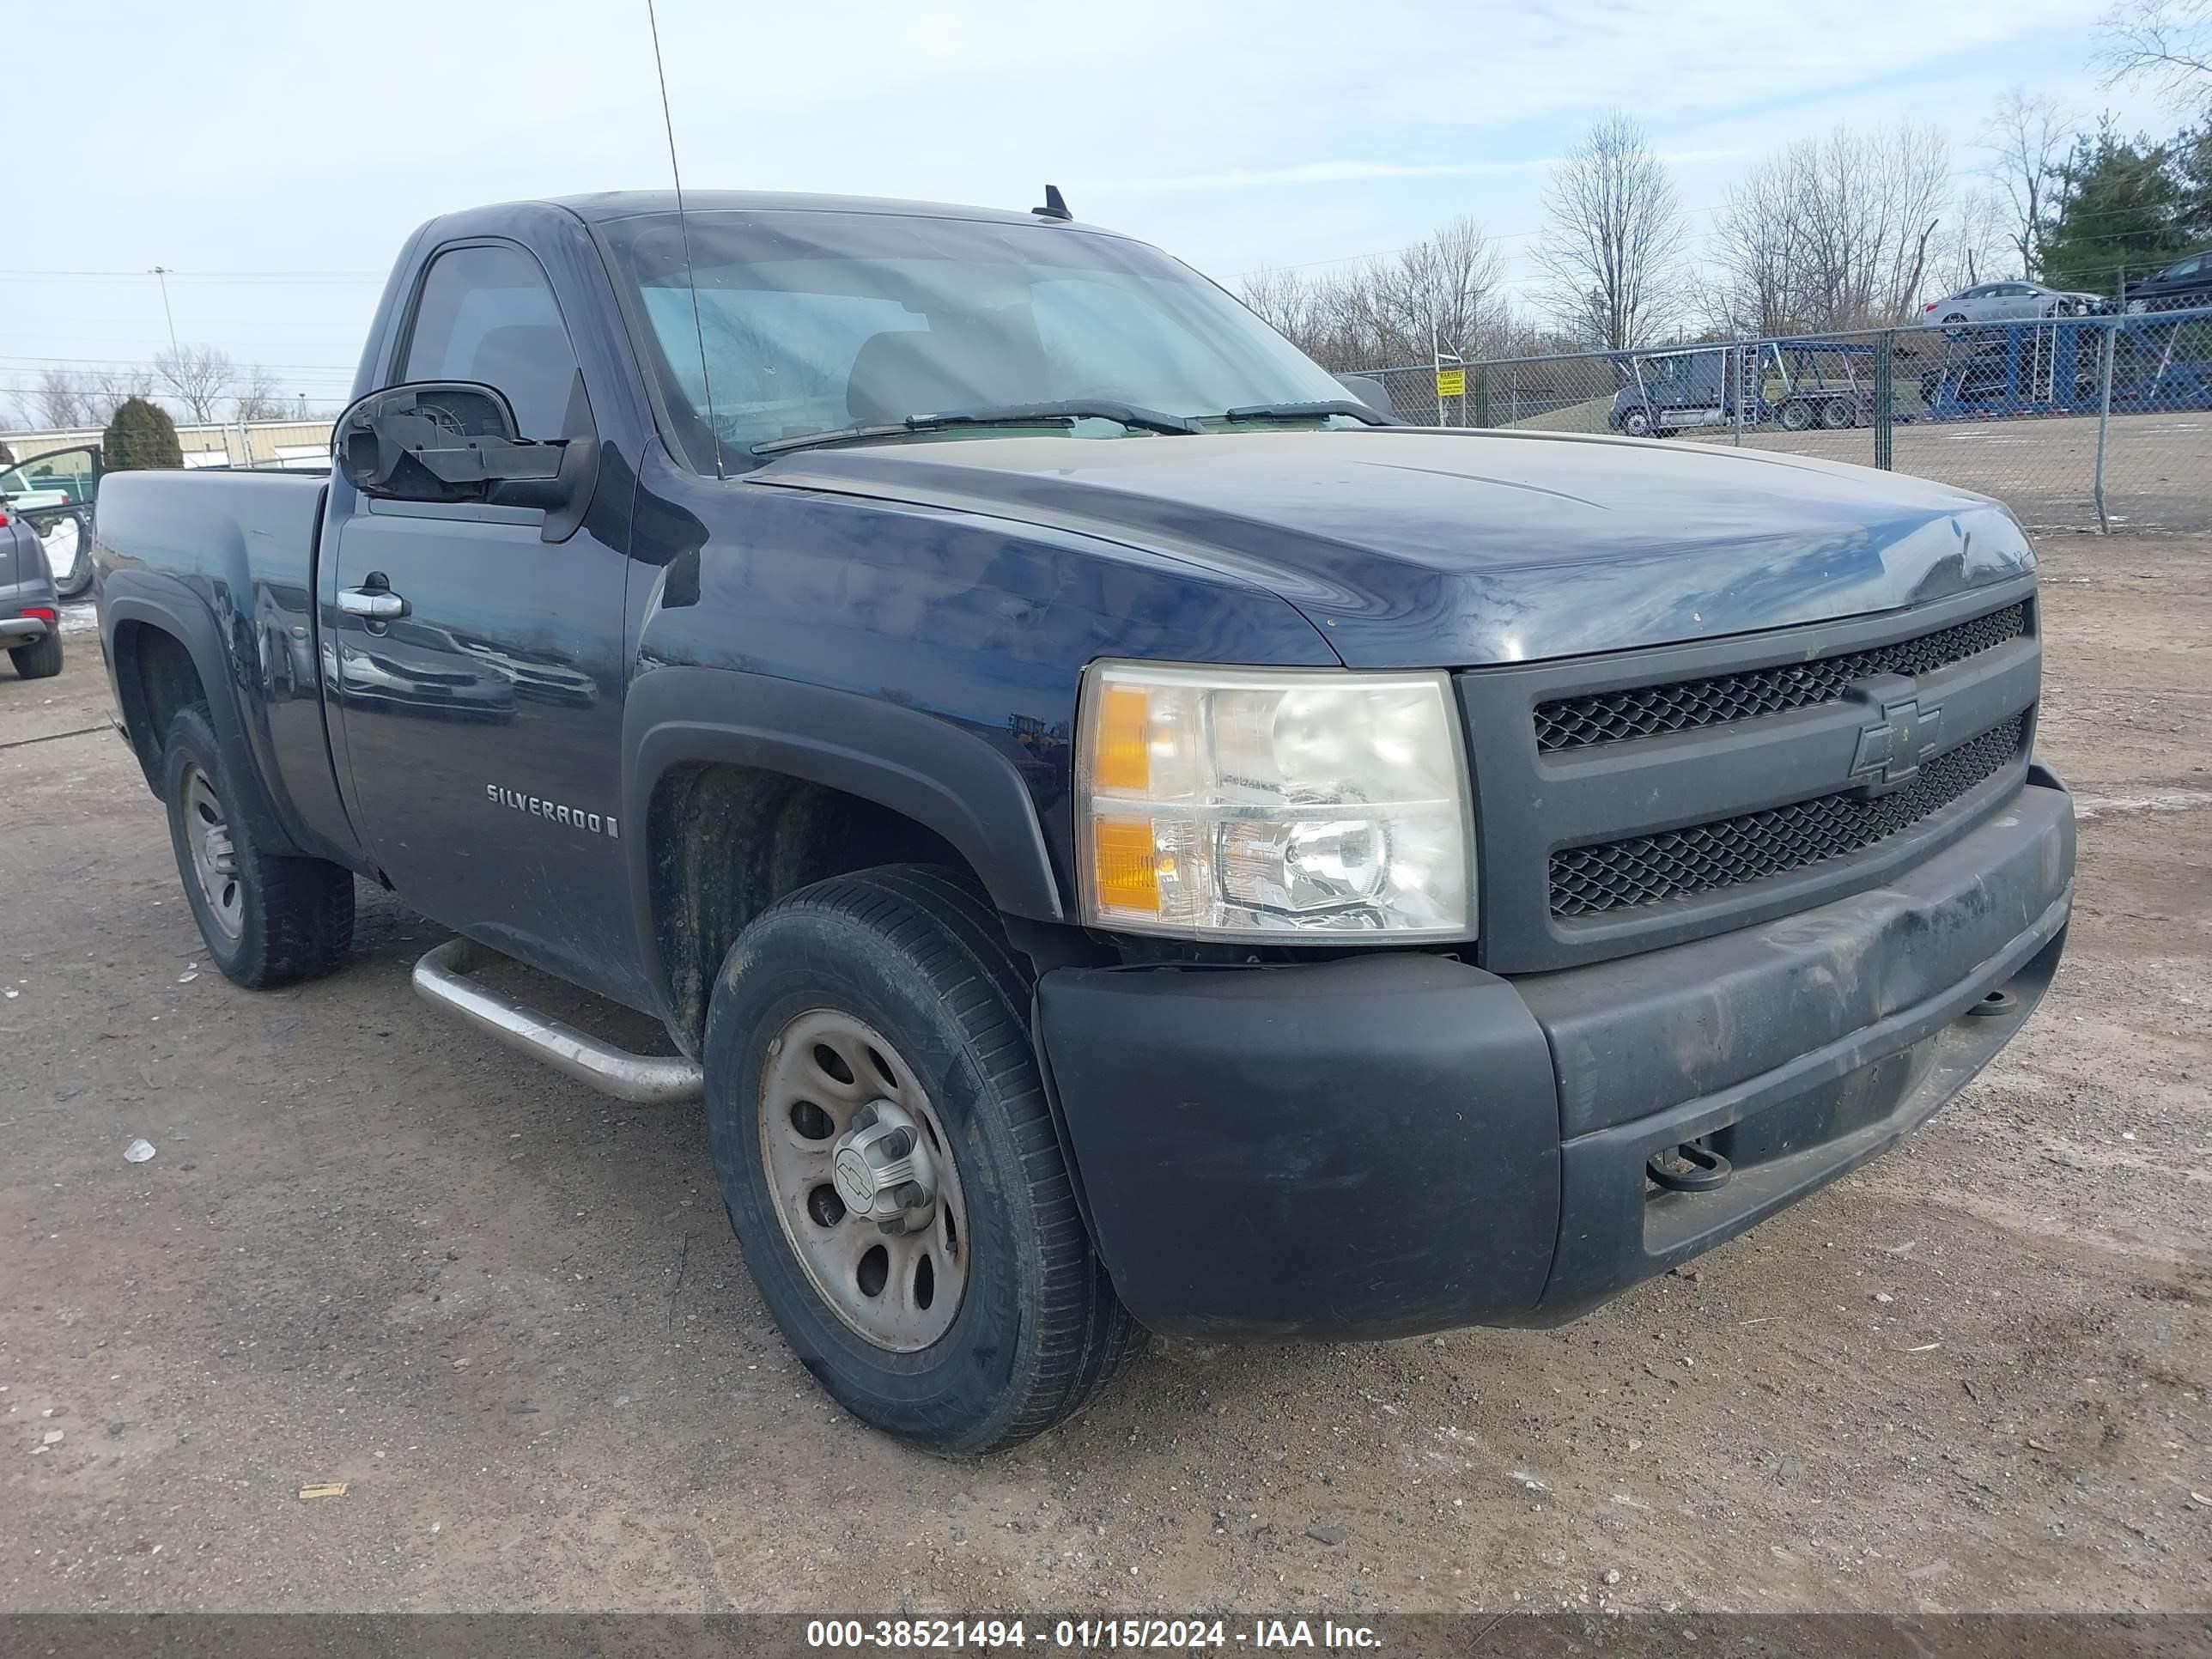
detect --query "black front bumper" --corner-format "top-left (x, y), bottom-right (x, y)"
top-left (1035, 777), bottom-right (2074, 1341)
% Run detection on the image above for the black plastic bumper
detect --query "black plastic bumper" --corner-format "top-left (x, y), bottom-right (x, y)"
top-left (1035, 778), bottom-right (2074, 1341)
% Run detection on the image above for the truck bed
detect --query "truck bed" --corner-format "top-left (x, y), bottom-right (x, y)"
top-left (99, 468), bottom-right (325, 583)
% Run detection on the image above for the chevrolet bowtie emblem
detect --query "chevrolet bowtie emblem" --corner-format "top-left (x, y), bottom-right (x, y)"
top-left (1846, 675), bottom-right (1943, 796)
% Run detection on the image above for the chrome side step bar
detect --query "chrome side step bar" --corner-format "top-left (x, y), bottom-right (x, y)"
top-left (411, 938), bottom-right (703, 1104)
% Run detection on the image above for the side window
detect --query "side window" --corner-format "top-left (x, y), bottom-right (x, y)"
top-left (401, 244), bottom-right (582, 440)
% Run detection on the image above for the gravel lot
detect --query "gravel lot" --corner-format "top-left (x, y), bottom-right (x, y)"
top-left (1, 536), bottom-right (2206, 1616)
top-left (1692, 411), bottom-right (2212, 535)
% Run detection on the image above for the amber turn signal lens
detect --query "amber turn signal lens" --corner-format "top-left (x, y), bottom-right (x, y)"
top-left (1091, 683), bottom-right (1152, 795)
top-left (1090, 816), bottom-right (1160, 914)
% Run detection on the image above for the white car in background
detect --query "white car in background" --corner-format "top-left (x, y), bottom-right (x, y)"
top-left (1923, 280), bottom-right (2103, 330)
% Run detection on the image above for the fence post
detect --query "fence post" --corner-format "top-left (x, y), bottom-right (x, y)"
top-left (1872, 331), bottom-right (1893, 471)
top-left (2093, 322), bottom-right (2116, 534)
top-left (1473, 368), bottom-right (1489, 428)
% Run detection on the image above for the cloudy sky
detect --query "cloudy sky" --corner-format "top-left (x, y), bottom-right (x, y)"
top-left (1, 0), bottom-right (2172, 423)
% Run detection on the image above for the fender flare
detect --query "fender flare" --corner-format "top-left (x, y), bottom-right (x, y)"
top-left (623, 664), bottom-right (1068, 945)
top-left (103, 580), bottom-right (306, 858)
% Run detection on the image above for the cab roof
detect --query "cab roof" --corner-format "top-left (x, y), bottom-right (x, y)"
top-left (546, 190), bottom-right (1103, 231)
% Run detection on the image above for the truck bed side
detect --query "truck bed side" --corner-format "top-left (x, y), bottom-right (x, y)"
top-left (97, 468), bottom-right (362, 871)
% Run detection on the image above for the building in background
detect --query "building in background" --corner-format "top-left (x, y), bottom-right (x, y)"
top-left (0, 419), bottom-right (333, 472)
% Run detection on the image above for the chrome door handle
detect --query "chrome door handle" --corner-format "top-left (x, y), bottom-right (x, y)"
top-left (338, 586), bottom-right (408, 620)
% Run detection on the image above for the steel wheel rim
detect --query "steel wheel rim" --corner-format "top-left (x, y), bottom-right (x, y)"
top-left (180, 763), bottom-right (244, 939)
top-left (758, 1008), bottom-right (969, 1352)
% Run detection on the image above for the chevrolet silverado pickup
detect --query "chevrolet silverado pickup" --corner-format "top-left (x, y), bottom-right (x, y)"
top-left (93, 191), bottom-right (2074, 1453)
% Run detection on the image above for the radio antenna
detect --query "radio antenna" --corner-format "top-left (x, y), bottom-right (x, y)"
top-left (644, 0), bottom-right (723, 477)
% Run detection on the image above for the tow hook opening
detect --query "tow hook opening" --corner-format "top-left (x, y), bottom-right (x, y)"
top-left (1648, 1139), bottom-right (1733, 1194)
top-left (1966, 987), bottom-right (2019, 1018)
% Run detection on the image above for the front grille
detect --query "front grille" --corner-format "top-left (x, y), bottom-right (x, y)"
top-left (1548, 714), bottom-right (2027, 916)
top-left (1533, 603), bottom-right (2029, 752)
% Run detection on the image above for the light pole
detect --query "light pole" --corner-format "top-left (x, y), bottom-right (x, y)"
top-left (149, 266), bottom-right (178, 353)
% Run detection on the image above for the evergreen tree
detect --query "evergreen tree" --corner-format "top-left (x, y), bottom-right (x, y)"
top-left (2040, 120), bottom-right (2191, 297)
top-left (102, 396), bottom-right (184, 472)
top-left (2178, 123), bottom-right (2212, 242)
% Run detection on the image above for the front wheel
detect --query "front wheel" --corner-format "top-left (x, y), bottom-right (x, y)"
top-left (704, 864), bottom-right (1140, 1454)
top-left (1779, 400), bottom-right (1814, 432)
top-left (1620, 408), bottom-right (1652, 436)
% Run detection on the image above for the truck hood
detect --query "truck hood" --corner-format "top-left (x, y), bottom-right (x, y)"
top-left (747, 428), bottom-right (2036, 667)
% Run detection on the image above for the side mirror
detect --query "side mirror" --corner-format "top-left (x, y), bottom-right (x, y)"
top-left (333, 380), bottom-right (599, 542)
top-left (1334, 374), bottom-right (1396, 420)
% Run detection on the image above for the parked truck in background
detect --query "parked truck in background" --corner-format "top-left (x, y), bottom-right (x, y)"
top-left (1607, 340), bottom-right (1876, 434)
top-left (93, 191), bottom-right (2074, 1452)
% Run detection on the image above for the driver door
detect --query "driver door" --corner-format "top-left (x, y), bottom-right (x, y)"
top-left (326, 240), bottom-right (637, 999)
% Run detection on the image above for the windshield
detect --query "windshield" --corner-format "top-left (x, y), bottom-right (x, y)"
top-left (598, 210), bottom-right (1352, 468)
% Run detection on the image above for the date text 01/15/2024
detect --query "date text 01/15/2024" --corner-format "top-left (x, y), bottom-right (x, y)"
top-left (485, 783), bottom-right (619, 839)
top-left (803, 1619), bottom-right (1381, 1650)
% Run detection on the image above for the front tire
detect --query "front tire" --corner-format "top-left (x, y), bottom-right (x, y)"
top-left (9, 630), bottom-right (62, 679)
top-left (704, 864), bottom-right (1140, 1454)
top-left (161, 703), bottom-right (355, 988)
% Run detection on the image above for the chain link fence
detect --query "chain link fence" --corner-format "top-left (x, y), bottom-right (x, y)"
top-left (1353, 306), bottom-right (2212, 535)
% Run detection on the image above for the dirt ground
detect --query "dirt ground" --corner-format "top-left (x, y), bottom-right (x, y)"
top-left (1, 535), bottom-right (2206, 1618)
top-left (1711, 411), bottom-right (2212, 536)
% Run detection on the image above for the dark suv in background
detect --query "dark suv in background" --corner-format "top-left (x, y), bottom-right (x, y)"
top-left (1, 504), bottom-right (63, 678)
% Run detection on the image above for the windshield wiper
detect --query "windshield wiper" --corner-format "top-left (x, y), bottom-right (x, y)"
top-left (752, 400), bottom-right (1202, 457)
top-left (1221, 399), bottom-right (1391, 427)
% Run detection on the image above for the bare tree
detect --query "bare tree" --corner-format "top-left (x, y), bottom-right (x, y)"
top-left (1708, 122), bottom-right (1950, 334)
top-left (83, 370), bottom-right (160, 427)
top-left (33, 368), bottom-right (161, 428)
top-left (32, 368), bottom-right (91, 429)
top-left (1706, 158), bottom-right (1807, 336)
top-left (1286, 217), bottom-right (1506, 374)
top-left (1237, 265), bottom-right (1370, 371)
top-left (155, 344), bottom-right (238, 423)
top-left (233, 367), bottom-right (289, 422)
top-left (1237, 265), bottom-right (1316, 339)
top-left (1236, 219), bottom-right (1510, 376)
top-left (1983, 88), bottom-right (2074, 276)
top-left (1533, 113), bottom-right (1688, 349)
top-left (2098, 0), bottom-right (2212, 117)
top-left (1932, 187), bottom-right (2016, 293)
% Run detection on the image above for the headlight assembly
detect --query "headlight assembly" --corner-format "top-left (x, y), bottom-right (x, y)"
top-left (1074, 661), bottom-right (1474, 941)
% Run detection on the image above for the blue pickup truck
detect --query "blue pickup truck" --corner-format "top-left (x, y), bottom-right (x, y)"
top-left (94, 191), bottom-right (2074, 1453)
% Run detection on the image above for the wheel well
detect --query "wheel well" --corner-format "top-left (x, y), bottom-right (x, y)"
top-left (648, 762), bottom-right (975, 1054)
top-left (116, 623), bottom-right (207, 786)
